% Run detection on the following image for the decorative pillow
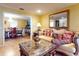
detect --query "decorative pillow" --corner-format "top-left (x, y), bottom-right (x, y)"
top-left (46, 29), bottom-right (49, 36)
top-left (53, 34), bottom-right (63, 40)
top-left (47, 30), bottom-right (53, 37)
top-left (63, 39), bottom-right (71, 44)
top-left (50, 30), bottom-right (53, 37)
top-left (52, 38), bottom-right (67, 46)
top-left (58, 34), bottom-right (63, 40)
top-left (63, 32), bottom-right (75, 43)
top-left (43, 29), bottom-right (53, 37)
top-left (52, 39), bottom-right (62, 45)
top-left (43, 29), bottom-right (47, 36)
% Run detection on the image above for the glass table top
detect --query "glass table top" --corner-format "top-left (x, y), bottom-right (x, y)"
top-left (20, 39), bottom-right (56, 56)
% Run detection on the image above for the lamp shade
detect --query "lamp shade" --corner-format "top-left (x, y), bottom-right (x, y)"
top-left (37, 23), bottom-right (41, 27)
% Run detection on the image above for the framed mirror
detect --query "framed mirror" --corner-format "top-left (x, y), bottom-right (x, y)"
top-left (49, 10), bottom-right (69, 29)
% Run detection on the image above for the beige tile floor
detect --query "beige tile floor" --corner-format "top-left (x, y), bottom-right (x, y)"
top-left (0, 36), bottom-right (30, 56)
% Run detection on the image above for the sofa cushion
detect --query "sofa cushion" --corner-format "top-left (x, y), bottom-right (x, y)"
top-left (39, 35), bottom-right (53, 42)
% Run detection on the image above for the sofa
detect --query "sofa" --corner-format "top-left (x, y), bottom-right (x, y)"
top-left (39, 28), bottom-right (78, 56)
top-left (39, 28), bottom-right (75, 42)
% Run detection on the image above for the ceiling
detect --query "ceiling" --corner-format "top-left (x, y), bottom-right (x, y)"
top-left (0, 3), bottom-right (77, 15)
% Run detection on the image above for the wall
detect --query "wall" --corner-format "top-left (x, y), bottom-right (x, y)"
top-left (1, 3), bottom-right (79, 37)
top-left (18, 19), bottom-right (27, 29)
top-left (0, 13), bottom-right (4, 45)
top-left (40, 4), bottom-right (79, 34)
top-left (4, 19), bottom-right (27, 29)
top-left (4, 17), bottom-right (10, 29)
top-left (69, 4), bottom-right (79, 34)
top-left (0, 5), bottom-right (39, 32)
top-left (40, 15), bottom-right (49, 30)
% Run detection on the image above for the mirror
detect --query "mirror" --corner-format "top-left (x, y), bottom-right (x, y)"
top-left (49, 10), bottom-right (69, 29)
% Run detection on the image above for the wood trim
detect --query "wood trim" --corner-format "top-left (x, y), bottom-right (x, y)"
top-left (49, 10), bottom-right (69, 16)
top-left (49, 10), bottom-right (70, 30)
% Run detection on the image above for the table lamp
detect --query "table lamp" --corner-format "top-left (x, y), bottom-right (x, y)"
top-left (37, 23), bottom-right (41, 31)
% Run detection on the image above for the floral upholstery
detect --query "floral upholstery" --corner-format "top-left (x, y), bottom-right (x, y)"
top-left (42, 29), bottom-right (75, 44)
top-left (53, 30), bottom-right (75, 44)
top-left (57, 34), bottom-right (63, 40)
top-left (63, 31), bottom-right (75, 43)
top-left (41, 29), bottom-right (76, 56)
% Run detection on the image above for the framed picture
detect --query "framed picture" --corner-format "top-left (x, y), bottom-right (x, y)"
top-left (49, 10), bottom-right (69, 29)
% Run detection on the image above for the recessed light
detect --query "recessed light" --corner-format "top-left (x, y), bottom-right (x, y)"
top-left (19, 8), bottom-right (24, 10)
top-left (36, 10), bottom-right (42, 13)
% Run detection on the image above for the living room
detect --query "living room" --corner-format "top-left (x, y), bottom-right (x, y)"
top-left (0, 3), bottom-right (79, 56)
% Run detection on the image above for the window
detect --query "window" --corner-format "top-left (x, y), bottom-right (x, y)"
top-left (8, 18), bottom-right (17, 28)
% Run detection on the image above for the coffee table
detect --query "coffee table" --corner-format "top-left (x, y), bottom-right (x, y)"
top-left (19, 39), bottom-right (56, 56)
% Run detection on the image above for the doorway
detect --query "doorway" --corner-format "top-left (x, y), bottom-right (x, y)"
top-left (3, 13), bottom-right (32, 43)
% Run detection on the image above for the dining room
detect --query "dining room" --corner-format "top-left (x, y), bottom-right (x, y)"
top-left (3, 13), bottom-right (31, 41)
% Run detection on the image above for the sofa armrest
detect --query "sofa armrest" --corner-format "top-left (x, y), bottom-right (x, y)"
top-left (56, 43), bottom-right (75, 56)
top-left (56, 48), bottom-right (74, 56)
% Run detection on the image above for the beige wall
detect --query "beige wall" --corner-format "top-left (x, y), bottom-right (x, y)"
top-left (1, 4), bottom-right (79, 34)
top-left (4, 17), bottom-right (10, 29)
top-left (4, 19), bottom-right (27, 29)
top-left (40, 15), bottom-right (49, 30)
top-left (40, 4), bottom-right (79, 34)
top-left (69, 4), bottom-right (79, 34)
top-left (18, 20), bottom-right (27, 29)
